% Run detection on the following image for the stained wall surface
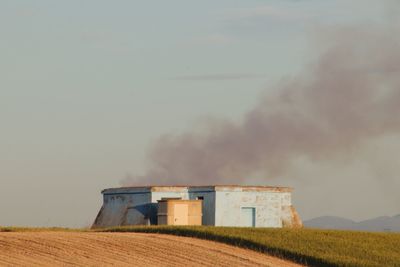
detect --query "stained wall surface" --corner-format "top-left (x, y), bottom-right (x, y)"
top-left (151, 188), bottom-right (216, 225)
top-left (92, 186), bottom-right (301, 228)
top-left (214, 189), bottom-right (293, 227)
top-left (92, 192), bottom-right (152, 228)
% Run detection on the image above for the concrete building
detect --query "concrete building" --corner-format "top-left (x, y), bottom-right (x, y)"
top-left (92, 185), bottom-right (302, 228)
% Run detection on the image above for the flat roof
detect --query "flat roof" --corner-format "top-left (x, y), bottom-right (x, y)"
top-left (102, 185), bottom-right (293, 194)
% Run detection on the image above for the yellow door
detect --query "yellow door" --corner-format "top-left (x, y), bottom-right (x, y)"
top-left (173, 204), bottom-right (188, 225)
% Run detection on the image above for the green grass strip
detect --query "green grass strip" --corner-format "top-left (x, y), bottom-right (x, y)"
top-left (97, 226), bottom-right (400, 267)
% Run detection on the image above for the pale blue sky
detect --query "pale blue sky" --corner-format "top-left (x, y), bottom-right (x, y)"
top-left (0, 0), bottom-right (392, 227)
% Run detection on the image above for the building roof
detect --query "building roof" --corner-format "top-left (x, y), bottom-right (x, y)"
top-left (102, 185), bottom-right (293, 194)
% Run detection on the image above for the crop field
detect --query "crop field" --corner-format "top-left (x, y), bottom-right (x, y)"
top-left (1, 226), bottom-right (399, 267)
top-left (0, 228), bottom-right (299, 267)
top-left (98, 226), bottom-right (400, 267)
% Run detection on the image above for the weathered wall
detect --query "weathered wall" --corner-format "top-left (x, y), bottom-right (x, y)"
top-left (92, 192), bottom-right (151, 228)
top-left (92, 186), bottom-right (301, 228)
top-left (151, 188), bottom-right (216, 225)
top-left (214, 189), bottom-right (296, 228)
top-left (281, 205), bottom-right (303, 228)
top-left (151, 191), bottom-right (189, 202)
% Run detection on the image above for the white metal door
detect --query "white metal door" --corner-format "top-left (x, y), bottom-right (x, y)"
top-left (241, 207), bottom-right (255, 227)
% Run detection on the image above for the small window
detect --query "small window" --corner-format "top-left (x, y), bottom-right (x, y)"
top-left (196, 196), bottom-right (204, 200)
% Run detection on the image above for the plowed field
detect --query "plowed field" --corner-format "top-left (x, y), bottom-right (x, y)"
top-left (0, 232), bottom-right (302, 267)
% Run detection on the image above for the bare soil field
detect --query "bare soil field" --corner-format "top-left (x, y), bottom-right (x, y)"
top-left (0, 231), bottom-right (302, 267)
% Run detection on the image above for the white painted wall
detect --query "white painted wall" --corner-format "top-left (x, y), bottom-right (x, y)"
top-left (94, 187), bottom-right (294, 228)
top-left (151, 190), bottom-right (216, 225)
top-left (215, 191), bottom-right (291, 227)
top-left (151, 191), bottom-right (189, 202)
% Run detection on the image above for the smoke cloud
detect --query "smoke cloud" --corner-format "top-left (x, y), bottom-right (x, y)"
top-left (122, 23), bottom-right (400, 187)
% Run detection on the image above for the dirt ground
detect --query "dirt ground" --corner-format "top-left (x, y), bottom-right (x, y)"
top-left (0, 232), bottom-right (303, 267)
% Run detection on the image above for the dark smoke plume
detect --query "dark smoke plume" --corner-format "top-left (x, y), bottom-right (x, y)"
top-left (122, 24), bottom-right (400, 186)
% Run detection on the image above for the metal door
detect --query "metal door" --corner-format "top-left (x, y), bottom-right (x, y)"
top-left (174, 204), bottom-right (188, 225)
top-left (241, 207), bottom-right (255, 227)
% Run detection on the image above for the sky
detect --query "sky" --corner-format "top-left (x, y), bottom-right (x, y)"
top-left (0, 0), bottom-right (398, 227)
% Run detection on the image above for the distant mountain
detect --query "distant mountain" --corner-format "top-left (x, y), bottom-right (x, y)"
top-left (304, 215), bottom-right (400, 232)
top-left (304, 216), bottom-right (356, 229)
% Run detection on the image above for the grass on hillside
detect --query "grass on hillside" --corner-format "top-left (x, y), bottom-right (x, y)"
top-left (98, 226), bottom-right (400, 267)
top-left (2, 225), bottom-right (399, 267)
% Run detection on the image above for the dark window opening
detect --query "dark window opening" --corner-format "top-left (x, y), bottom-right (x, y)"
top-left (196, 196), bottom-right (204, 200)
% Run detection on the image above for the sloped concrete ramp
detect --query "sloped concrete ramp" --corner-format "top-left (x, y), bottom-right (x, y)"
top-left (0, 232), bottom-right (302, 267)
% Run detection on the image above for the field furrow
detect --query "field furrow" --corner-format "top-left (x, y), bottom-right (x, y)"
top-left (0, 232), bottom-right (301, 267)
